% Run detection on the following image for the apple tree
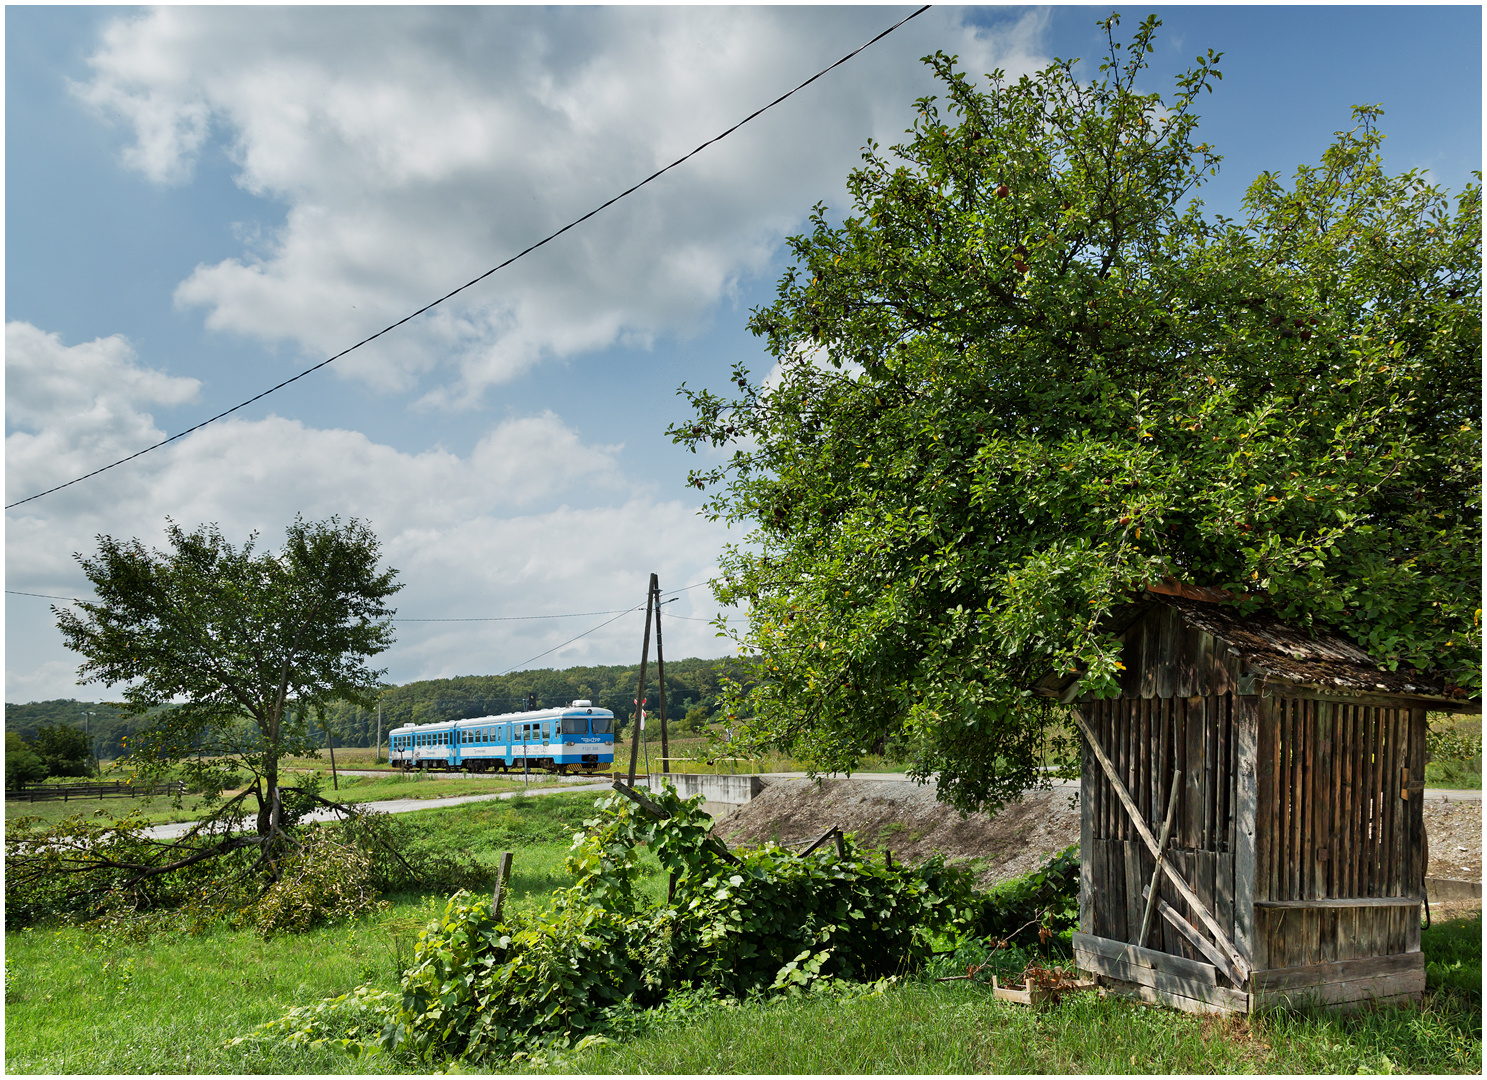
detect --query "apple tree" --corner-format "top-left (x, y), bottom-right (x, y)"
top-left (672, 16), bottom-right (1481, 814)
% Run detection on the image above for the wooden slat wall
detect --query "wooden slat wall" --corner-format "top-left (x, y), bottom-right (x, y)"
top-left (1249, 696), bottom-right (1424, 968)
top-left (1085, 693), bottom-right (1238, 960)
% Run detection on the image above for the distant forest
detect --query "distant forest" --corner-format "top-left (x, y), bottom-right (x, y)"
top-left (6, 656), bottom-right (756, 759)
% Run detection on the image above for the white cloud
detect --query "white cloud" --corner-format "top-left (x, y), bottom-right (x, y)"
top-left (5, 321), bottom-right (201, 506)
top-left (5, 322), bottom-right (733, 700)
top-left (73, 7), bottom-right (1048, 406)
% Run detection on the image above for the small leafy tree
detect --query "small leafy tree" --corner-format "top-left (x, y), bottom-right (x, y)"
top-left (672, 15), bottom-right (1481, 812)
top-left (53, 515), bottom-right (401, 860)
top-left (5, 732), bottom-right (47, 787)
top-left (32, 723), bottom-right (93, 778)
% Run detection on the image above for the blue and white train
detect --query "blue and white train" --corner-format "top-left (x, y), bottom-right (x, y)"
top-left (387, 700), bottom-right (615, 774)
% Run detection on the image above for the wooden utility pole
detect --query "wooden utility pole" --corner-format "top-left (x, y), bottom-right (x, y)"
top-left (655, 577), bottom-right (669, 776)
top-left (627, 573), bottom-right (658, 786)
top-left (376, 702), bottom-right (382, 765)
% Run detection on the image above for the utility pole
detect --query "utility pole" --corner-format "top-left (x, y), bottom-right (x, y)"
top-left (80, 710), bottom-right (97, 773)
top-left (627, 573), bottom-right (658, 786)
top-left (376, 701), bottom-right (383, 765)
top-left (655, 577), bottom-right (669, 776)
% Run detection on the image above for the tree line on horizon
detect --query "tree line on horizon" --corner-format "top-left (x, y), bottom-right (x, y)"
top-left (5, 654), bottom-right (755, 759)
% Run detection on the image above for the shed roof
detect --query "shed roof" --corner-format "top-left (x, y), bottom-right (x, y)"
top-left (1038, 587), bottom-right (1479, 710)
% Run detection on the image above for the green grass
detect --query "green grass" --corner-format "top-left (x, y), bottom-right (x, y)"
top-left (5, 783), bottom-right (1479, 1075)
top-left (4, 789), bottom-right (640, 1075)
top-left (506, 955), bottom-right (1481, 1075)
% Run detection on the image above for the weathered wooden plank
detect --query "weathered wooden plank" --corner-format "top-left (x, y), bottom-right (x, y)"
top-left (1366, 706), bottom-right (1382, 896)
top-left (1108, 839), bottom-right (1128, 943)
top-left (1389, 709), bottom-right (1406, 900)
top-left (1100, 950), bottom-right (1249, 1009)
top-left (1234, 694), bottom-right (1261, 970)
top-left (1073, 708), bottom-right (1251, 981)
top-left (1257, 970), bottom-right (1425, 1010)
top-left (1354, 703), bottom-right (1371, 896)
top-left (1255, 952), bottom-right (1434, 995)
top-left (1255, 897), bottom-right (1422, 910)
top-left (1316, 907), bottom-right (1336, 965)
top-left (1186, 693), bottom-right (1205, 851)
top-left (1151, 890), bottom-right (1243, 987)
top-left (1125, 840), bottom-right (1145, 944)
top-left (1316, 700), bottom-right (1332, 898)
top-left (1338, 703), bottom-right (1354, 897)
top-left (1296, 697), bottom-right (1310, 899)
top-left (1098, 976), bottom-right (1244, 1016)
top-left (1206, 694), bottom-right (1219, 852)
top-left (1217, 693), bottom-right (1231, 854)
top-left (1140, 696), bottom-right (1152, 830)
top-left (1249, 950), bottom-right (1424, 991)
top-left (1275, 698), bottom-right (1291, 902)
top-left (1157, 604), bottom-right (1178, 700)
top-left (1072, 932), bottom-right (1221, 986)
top-left (1196, 847), bottom-right (1217, 936)
top-left (1140, 611), bottom-right (1159, 699)
top-left (1080, 715), bottom-right (1095, 935)
top-left (1289, 697), bottom-right (1304, 902)
top-left (1215, 852), bottom-right (1235, 955)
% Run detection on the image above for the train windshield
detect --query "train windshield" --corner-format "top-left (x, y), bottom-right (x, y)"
top-left (560, 717), bottom-right (588, 735)
top-left (590, 716), bottom-right (612, 734)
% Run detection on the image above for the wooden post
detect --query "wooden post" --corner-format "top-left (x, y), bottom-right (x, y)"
top-left (376, 702), bottom-right (382, 765)
top-left (655, 578), bottom-right (669, 777)
top-left (1138, 771), bottom-right (1183, 949)
top-left (801, 825), bottom-right (841, 857)
top-left (834, 828), bottom-right (847, 859)
top-left (628, 574), bottom-right (657, 786)
top-left (886, 849), bottom-right (894, 871)
top-left (491, 851), bottom-right (514, 921)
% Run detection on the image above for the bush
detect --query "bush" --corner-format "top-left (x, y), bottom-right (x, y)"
top-left (252, 828), bottom-right (386, 936)
top-left (5, 733), bottom-right (47, 788)
top-left (255, 784), bottom-right (1057, 1066)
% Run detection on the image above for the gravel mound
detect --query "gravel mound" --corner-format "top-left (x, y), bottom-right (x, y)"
top-left (713, 777), bottom-right (1080, 890)
top-left (715, 778), bottom-right (1481, 898)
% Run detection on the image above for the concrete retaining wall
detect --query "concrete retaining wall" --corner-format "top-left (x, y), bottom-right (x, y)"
top-left (1425, 876), bottom-right (1482, 902)
top-left (640, 773), bottom-right (764, 818)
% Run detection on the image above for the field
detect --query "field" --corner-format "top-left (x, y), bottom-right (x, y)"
top-left (5, 789), bottom-right (1481, 1075)
top-left (3, 770), bottom-right (569, 830)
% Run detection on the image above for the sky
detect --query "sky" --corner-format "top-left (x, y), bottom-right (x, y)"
top-left (6, 5), bottom-right (1482, 704)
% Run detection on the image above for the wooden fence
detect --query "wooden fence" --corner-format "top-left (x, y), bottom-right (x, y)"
top-left (4, 780), bottom-right (187, 803)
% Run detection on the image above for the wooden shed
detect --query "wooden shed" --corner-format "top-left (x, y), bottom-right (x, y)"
top-left (1035, 582), bottom-right (1480, 1014)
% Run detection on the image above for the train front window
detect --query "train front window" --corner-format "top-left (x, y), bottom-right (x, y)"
top-left (561, 717), bottom-right (588, 735)
top-left (590, 717), bottom-right (612, 734)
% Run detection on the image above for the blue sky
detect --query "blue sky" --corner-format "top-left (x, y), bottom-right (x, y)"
top-left (6, 5), bottom-right (1481, 703)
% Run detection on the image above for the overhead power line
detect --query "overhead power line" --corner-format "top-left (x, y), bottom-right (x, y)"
top-left (5, 5), bottom-right (931, 511)
top-left (5, 577), bottom-right (719, 620)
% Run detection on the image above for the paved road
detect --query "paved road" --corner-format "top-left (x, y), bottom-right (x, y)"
top-left (142, 781), bottom-right (612, 840)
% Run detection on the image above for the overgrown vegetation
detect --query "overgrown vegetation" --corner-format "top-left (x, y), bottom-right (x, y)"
top-left (240, 784), bottom-right (1067, 1066)
top-left (3, 791), bottom-right (488, 937)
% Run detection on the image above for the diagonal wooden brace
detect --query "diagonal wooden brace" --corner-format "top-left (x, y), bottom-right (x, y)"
top-left (1073, 707), bottom-right (1250, 984)
top-left (1144, 886), bottom-right (1243, 988)
top-left (612, 780), bottom-right (741, 865)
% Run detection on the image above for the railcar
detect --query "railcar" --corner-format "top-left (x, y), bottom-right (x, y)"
top-left (387, 699), bottom-right (615, 774)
